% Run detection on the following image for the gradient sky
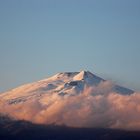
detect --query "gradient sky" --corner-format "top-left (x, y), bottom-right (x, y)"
top-left (0, 0), bottom-right (140, 92)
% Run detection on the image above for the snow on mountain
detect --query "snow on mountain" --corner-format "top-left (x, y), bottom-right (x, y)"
top-left (0, 71), bottom-right (133, 101)
top-left (1, 70), bottom-right (139, 130)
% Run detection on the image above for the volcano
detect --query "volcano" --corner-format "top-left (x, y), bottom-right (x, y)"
top-left (0, 71), bottom-right (137, 129)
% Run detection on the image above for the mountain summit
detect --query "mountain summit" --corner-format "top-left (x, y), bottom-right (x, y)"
top-left (0, 70), bottom-right (133, 105)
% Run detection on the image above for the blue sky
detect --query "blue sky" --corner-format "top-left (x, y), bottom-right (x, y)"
top-left (0, 0), bottom-right (140, 92)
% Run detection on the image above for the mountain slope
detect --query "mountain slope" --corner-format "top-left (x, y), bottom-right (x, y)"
top-left (0, 70), bottom-right (133, 99)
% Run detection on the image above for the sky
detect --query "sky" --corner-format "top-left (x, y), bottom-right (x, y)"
top-left (0, 0), bottom-right (140, 92)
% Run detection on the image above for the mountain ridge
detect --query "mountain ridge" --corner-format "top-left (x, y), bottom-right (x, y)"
top-left (0, 70), bottom-right (134, 97)
top-left (0, 70), bottom-right (134, 106)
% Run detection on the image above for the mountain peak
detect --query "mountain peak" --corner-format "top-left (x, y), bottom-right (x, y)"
top-left (52, 71), bottom-right (95, 81)
top-left (72, 70), bottom-right (104, 86)
top-left (0, 70), bottom-right (134, 102)
top-left (73, 70), bottom-right (93, 80)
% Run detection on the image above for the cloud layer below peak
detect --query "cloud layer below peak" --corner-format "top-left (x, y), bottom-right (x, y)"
top-left (0, 81), bottom-right (140, 130)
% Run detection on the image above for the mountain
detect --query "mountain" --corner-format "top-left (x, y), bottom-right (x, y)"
top-left (0, 70), bottom-right (135, 129)
top-left (0, 70), bottom-right (133, 98)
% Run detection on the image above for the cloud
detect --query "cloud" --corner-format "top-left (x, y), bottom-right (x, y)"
top-left (0, 81), bottom-right (140, 130)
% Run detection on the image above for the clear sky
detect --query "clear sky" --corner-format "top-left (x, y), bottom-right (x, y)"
top-left (0, 0), bottom-right (140, 92)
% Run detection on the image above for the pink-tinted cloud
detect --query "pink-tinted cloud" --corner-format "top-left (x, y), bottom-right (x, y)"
top-left (0, 81), bottom-right (140, 130)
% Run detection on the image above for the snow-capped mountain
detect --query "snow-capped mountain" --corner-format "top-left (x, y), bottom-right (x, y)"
top-left (0, 71), bottom-right (133, 102)
top-left (0, 70), bottom-right (137, 129)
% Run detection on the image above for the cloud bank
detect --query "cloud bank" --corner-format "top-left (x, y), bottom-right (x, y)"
top-left (0, 81), bottom-right (140, 130)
